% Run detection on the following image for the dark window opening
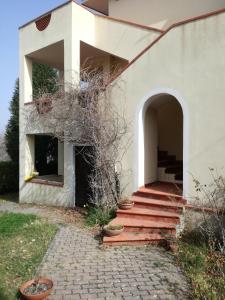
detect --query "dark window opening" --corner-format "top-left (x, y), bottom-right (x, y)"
top-left (34, 135), bottom-right (63, 184)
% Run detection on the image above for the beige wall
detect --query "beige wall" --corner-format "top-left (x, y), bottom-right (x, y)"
top-left (21, 1), bottom-right (156, 207)
top-left (109, 0), bottom-right (225, 29)
top-left (20, 1), bottom-right (225, 205)
top-left (110, 12), bottom-right (225, 200)
top-left (94, 16), bottom-right (160, 61)
top-left (72, 3), bottom-right (161, 62)
top-left (144, 106), bottom-right (158, 184)
top-left (157, 99), bottom-right (183, 160)
top-left (20, 3), bottom-right (76, 207)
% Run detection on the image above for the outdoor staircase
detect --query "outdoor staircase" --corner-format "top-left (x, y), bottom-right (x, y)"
top-left (103, 184), bottom-right (186, 246)
top-left (157, 150), bottom-right (183, 183)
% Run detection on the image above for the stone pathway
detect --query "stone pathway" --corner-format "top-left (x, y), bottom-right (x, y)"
top-left (38, 226), bottom-right (190, 300)
top-left (0, 200), bottom-right (191, 299)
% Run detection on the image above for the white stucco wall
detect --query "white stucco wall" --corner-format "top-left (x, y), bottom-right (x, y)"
top-left (110, 12), bottom-right (225, 201)
top-left (19, 3), bottom-right (76, 207)
top-left (94, 17), bottom-right (160, 61)
top-left (20, 2), bottom-right (225, 206)
top-left (144, 106), bottom-right (158, 184)
top-left (20, 1), bottom-right (158, 207)
top-left (109, 0), bottom-right (225, 29)
top-left (72, 2), bottom-right (161, 62)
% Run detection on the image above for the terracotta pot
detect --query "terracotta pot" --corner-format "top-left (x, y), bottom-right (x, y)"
top-left (19, 278), bottom-right (53, 300)
top-left (169, 242), bottom-right (179, 253)
top-left (35, 98), bottom-right (52, 115)
top-left (103, 225), bottom-right (124, 237)
top-left (118, 201), bottom-right (134, 210)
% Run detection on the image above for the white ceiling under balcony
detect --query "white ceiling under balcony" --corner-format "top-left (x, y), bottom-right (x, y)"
top-left (28, 40), bottom-right (64, 70)
top-left (82, 0), bottom-right (108, 15)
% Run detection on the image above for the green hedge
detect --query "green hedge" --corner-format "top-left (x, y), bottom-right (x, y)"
top-left (0, 161), bottom-right (19, 194)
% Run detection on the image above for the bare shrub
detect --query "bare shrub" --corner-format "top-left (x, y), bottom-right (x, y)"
top-left (27, 68), bottom-right (131, 209)
top-left (191, 169), bottom-right (225, 254)
top-left (180, 170), bottom-right (225, 299)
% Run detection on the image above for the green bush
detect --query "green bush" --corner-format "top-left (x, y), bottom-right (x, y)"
top-left (0, 161), bottom-right (19, 194)
top-left (85, 206), bottom-right (116, 227)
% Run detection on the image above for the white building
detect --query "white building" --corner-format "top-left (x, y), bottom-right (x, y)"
top-left (20, 0), bottom-right (225, 208)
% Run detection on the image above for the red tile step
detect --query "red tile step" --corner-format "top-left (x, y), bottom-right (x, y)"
top-left (110, 217), bottom-right (176, 235)
top-left (132, 195), bottom-right (184, 213)
top-left (103, 232), bottom-right (164, 246)
top-left (134, 187), bottom-right (186, 204)
top-left (117, 207), bottom-right (180, 224)
top-left (103, 183), bottom-right (185, 246)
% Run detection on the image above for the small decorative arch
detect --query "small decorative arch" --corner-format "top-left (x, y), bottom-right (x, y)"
top-left (134, 88), bottom-right (189, 197)
top-left (35, 14), bottom-right (51, 31)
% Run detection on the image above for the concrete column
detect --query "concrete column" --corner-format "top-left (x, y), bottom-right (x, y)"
top-left (23, 57), bottom-right (33, 103)
top-left (58, 141), bottom-right (64, 176)
top-left (25, 135), bottom-right (35, 176)
top-left (63, 26), bottom-right (80, 206)
top-left (19, 54), bottom-right (33, 198)
top-left (144, 106), bottom-right (158, 184)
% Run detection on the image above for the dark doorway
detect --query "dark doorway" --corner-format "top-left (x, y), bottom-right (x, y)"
top-left (75, 146), bottom-right (95, 207)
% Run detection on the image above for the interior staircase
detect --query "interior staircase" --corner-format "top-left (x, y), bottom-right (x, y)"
top-left (103, 184), bottom-right (186, 246)
top-left (157, 150), bottom-right (183, 183)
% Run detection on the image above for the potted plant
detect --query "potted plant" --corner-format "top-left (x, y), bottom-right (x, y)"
top-left (19, 277), bottom-right (53, 300)
top-left (118, 197), bottom-right (134, 210)
top-left (163, 234), bottom-right (179, 253)
top-left (34, 96), bottom-right (52, 115)
top-left (103, 224), bottom-right (124, 237)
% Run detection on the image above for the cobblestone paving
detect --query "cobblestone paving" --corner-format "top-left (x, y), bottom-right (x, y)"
top-left (37, 226), bottom-right (191, 300)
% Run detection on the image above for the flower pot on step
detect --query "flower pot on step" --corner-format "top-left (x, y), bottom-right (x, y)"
top-left (103, 224), bottom-right (124, 237)
top-left (19, 278), bottom-right (53, 300)
top-left (118, 198), bottom-right (134, 210)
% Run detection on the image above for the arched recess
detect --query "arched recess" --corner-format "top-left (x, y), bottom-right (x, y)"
top-left (136, 89), bottom-right (189, 197)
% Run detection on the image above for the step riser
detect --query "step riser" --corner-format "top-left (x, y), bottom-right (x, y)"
top-left (158, 155), bottom-right (176, 161)
top-left (158, 161), bottom-right (182, 167)
top-left (124, 227), bottom-right (176, 235)
top-left (104, 240), bottom-right (162, 246)
top-left (133, 192), bottom-right (186, 204)
top-left (103, 182), bottom-right (185, 246)
top-left (134, 203), bottom-right (181, 213)
top-left (134, 191), bottom-right (170, 201)
top-left (116, 213), bottom-right (180, 224)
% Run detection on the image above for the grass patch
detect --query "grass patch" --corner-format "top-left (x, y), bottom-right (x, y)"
top-left (0, 212), bottom-right (58, 300)
top-left (85, 206), bottom-right (116, 227)
top-left (0, 213), bottom-right (37, 237)
top-left (178, 240), bottom-right (225, 300)
top-left (0, 193), bottom-right (19, 203)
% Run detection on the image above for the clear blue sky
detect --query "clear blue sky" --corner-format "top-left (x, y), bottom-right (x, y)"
top-left (0, 0), bottom-right (73, 133)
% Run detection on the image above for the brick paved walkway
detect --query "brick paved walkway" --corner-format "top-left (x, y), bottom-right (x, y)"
top-left (37, 226), bottom-right (191, 300)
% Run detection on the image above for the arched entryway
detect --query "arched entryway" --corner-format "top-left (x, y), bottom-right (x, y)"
top-left (137, 92), bottom-right (185, 194)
